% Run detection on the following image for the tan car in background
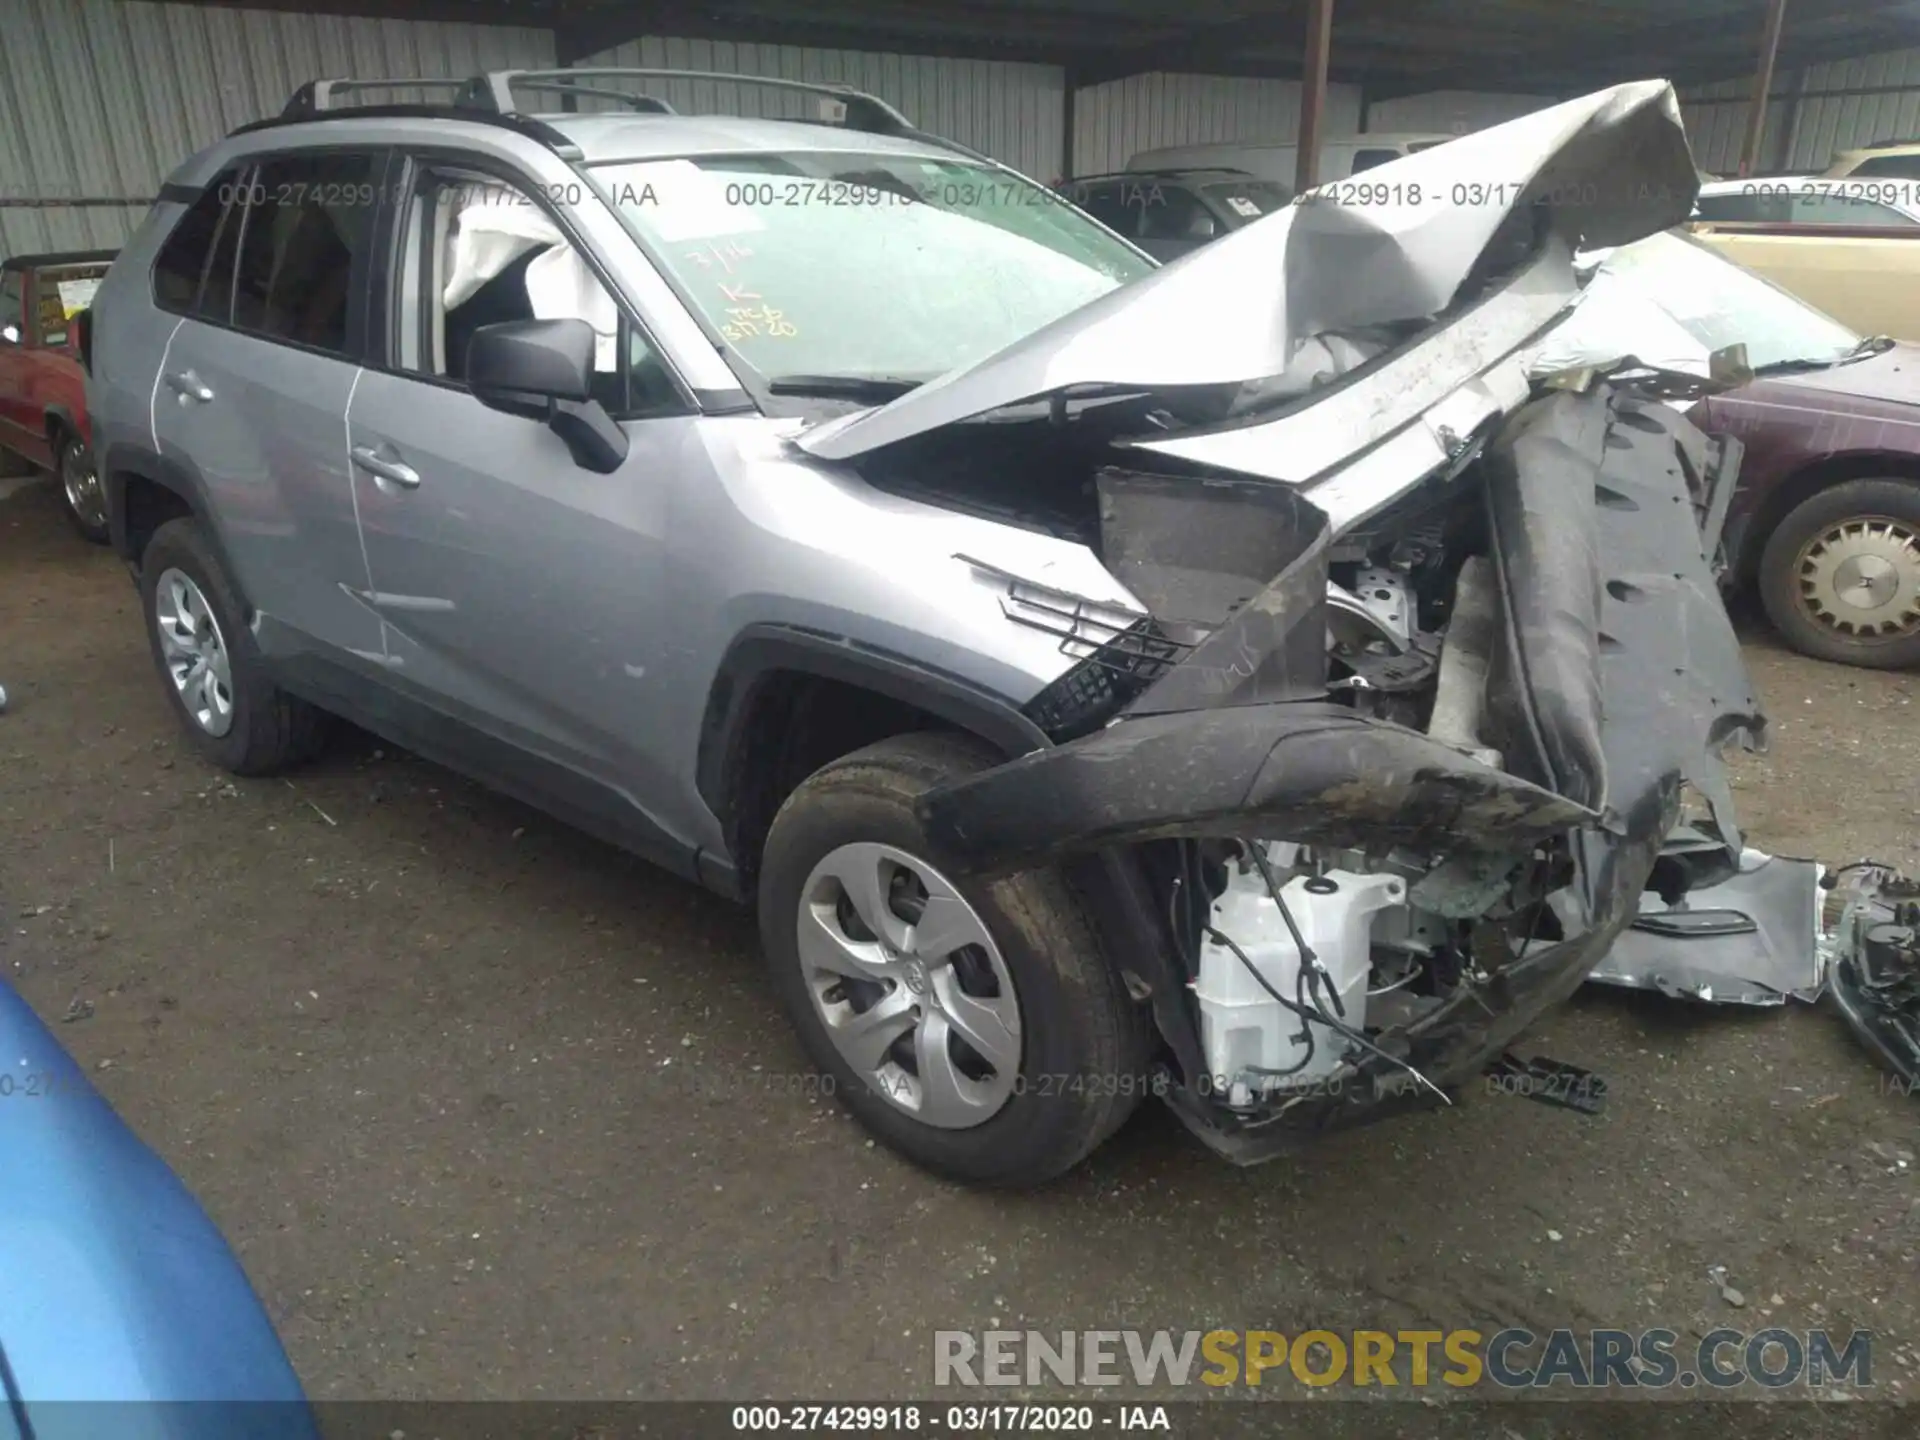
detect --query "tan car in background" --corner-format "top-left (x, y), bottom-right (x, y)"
top-left (1688, 177), bottom-right (1920, 339)
top-left (1825, 139), bottom-right (1920, 179)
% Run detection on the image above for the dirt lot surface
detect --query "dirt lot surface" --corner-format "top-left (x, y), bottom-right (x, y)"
top-left (4, 477), bottom-right (1919, 1407)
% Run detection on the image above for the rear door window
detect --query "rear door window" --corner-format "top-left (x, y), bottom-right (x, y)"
top-left (154, 169), bottom-right (244, 317)
top-left (229, 152), bottom-right (382, 357)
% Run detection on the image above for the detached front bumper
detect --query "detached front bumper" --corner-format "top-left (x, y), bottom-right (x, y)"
top-left (915, 381), bottom-right (1764, 1162)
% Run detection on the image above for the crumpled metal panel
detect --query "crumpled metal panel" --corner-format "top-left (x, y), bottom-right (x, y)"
top-left (796, 79), bottom-right (1697, 463)
top-left (916, 702), bottom-right (1597, 880)
top-left (1586, 852), bottom-right (1826, 1005)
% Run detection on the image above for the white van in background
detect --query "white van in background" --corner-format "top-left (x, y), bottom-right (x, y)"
top-left (1125, 132), bottom-right (1456, 185)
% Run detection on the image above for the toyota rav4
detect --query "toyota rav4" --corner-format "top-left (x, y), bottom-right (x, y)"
top-left (88, 71), bottom-right (1800, 1185)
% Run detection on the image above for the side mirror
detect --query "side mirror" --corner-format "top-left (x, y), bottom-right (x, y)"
top-left (466, 317), bottom-right (629, 475)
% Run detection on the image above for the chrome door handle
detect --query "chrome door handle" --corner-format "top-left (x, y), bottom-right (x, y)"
top-left (165, 369), bottom-right (214, 403)
top-left (351, 445), bottom-right (421, 490)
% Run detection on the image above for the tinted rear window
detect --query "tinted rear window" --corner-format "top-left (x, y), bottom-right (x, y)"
top-left (153, 172), bottom-right (239, 316)
top-left (229, 152), bottom-right (378, 355)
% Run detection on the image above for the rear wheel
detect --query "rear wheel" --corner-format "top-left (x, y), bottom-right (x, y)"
top-left (138, 518), bottom-right (329, 774)
top-left (757, 732), bottom-right (1150, 1186)
top-left (1758, 478), bottom-right (1920, 670)
top-left (55, 431), bottom-right (109, 544)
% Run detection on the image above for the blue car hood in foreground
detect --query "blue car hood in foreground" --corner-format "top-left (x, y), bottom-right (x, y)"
top-left (0, 978), bottom-right (316, 1440)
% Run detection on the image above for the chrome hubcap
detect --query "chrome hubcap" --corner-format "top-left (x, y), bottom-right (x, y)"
top-left (154, 568), bottom-right (235, 737)
top-left (796, 842), bottom-right (1022, 1129)
top-left (61, 442), bottom-right (106, 530)
top-left (1796, 516), bottom-right (1920, 641)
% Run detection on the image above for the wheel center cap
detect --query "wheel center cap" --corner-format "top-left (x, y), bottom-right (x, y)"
top-left (902, 960), bottom-right (930, 997)
top-left (1834, 553), bottom-right (1899, 611)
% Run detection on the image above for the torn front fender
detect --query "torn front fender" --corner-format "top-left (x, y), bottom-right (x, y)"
top-left (912, 381), bottom-right (1771, 1160)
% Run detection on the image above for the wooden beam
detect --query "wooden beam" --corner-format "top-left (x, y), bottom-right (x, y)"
top-left (1739, 0), bottom-right (1791, 177)
top-left (1297, 0), bottom-right (1334, 191)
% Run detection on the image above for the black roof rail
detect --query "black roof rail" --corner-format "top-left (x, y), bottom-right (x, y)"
top-left (229, 102), bottom-right (583, 160)
top-left (1864, 135), bottom-right (1920, 148)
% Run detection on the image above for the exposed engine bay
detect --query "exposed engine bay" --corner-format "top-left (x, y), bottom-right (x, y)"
top-left (791, 81), bottom-right (1831, 1158)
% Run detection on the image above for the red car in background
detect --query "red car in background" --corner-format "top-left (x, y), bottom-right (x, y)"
top-left (0, 249), bottom-right (115, 542)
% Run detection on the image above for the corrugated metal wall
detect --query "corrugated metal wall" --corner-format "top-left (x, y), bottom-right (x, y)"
top-left (1074, 73), bottom-right (1362, 175)
top-left (12, 0), bottom-right (1920, 253)
top-left (574, 37), bottom-right (1067, 180)
top-left (0, 0), bottom-right (553, 257)
top-left (571, 42), bottom-right (1367, 180)
top-left (1682, 74), bottom-right (1792, 174)
top-left (1683, 48), bottom-right (1920, 175)
top-left (1363, 89), bottom-right (1557, 135)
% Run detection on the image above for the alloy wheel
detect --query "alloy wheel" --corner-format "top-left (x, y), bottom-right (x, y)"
top-left (60, 440), bottom-right (106, 532)
top-left (153, 567), bottom-right (236, 737)
top-left (795, 842), bottom-right (1023, 1129)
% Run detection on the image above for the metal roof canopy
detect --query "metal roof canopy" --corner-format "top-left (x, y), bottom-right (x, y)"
top-left (168, 0), bottom-right (1920, 98)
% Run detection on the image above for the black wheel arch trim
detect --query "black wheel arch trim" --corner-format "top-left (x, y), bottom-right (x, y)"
top-left (694, 623), bottom-right (1052, 829)
top-left (99, 439), bottom-right (223, 572)
top-left (42, 403), bottom-right (82, 444)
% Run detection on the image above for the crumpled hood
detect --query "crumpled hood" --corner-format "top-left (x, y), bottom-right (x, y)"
top-left (797, 79), bottom-right (1698, 464)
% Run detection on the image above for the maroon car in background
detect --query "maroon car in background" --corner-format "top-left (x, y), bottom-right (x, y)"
top-left (1533, 230), bottom-right (1920, 669)
top-left (0, 249), bottom-right (115, 543)
top-left (1704, 346), bottom-right (1920, 669)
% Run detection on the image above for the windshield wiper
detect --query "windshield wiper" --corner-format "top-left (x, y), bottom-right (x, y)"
top-left (1847, 334), bottom-right (1897, 360)
top-left (766, 374), bottom-right (926, 401)
top-left (1753, 334), bottom-right (1895, 378)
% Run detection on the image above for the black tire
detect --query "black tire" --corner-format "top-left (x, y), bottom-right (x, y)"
top-left (758, 731), bottom-right (1151, 1187)
top-left (54, 430), bottom-right (109, 545)
top-left (137, 517), bottom-right (329, 774)
top-left (1758, 478), bottom-right (1920, 670)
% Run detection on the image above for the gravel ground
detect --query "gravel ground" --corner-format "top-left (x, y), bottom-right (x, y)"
top-left (3, 476), bottom-right (1917, 1406)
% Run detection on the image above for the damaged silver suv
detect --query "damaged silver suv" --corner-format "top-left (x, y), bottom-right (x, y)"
top-left (90, 72), bottom-right (1783, 1185)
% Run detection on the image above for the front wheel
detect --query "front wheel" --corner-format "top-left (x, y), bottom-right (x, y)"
top-left (56, 432), bottom-right (109, 544)
top-left (1758, 477), bottom-right (1920, 670)
top-left (757, 732), bottom-right (1150, 1187)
